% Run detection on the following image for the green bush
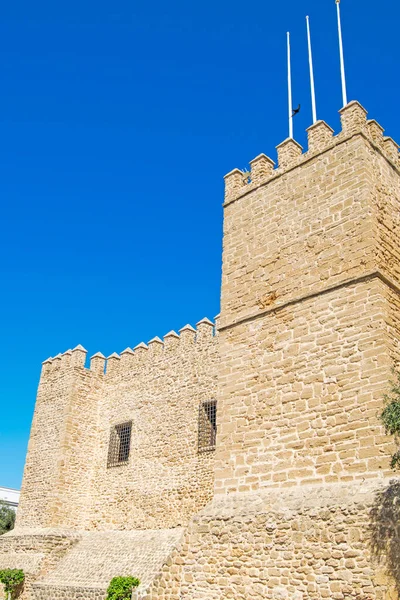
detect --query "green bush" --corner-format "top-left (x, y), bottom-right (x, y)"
top-left (381, 370), bottom-right (400, 469)
top-left (0, 503), bottom-right (15, 536)
top-left (106, 576), bottom-right (140, 600)
top-left (0, 569), bottom-right (25, 599)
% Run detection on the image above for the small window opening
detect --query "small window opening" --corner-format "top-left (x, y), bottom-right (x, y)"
top-left (198, 400), bottom-right (217, 452)
top-left (107, 421), bottom-right (132, 467)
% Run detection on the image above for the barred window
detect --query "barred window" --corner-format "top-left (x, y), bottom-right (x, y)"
top-left (107, 421), bottom-right (132, 468)
top-left (198, 400), bottom-right (217, 452)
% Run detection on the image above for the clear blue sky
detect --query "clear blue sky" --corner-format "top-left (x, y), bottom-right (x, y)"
top-left (0, 0), bottom-right (398, 489)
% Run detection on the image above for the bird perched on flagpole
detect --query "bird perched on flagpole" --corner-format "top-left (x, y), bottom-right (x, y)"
top-left (292, 104), bottom-right (301, 117)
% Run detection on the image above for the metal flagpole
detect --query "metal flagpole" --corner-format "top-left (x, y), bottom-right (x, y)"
top-left (336, 0), bottom-right (348, 107)
top-left (287, 32), bottom-right (293, 139)
top-left (306, 16), bottom-right (317, 124)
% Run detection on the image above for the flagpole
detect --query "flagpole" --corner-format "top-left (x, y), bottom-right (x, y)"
top-left (336, 0), bottom-right (348, 107)
top-left (287, 32), bottom-right (293, 139)
top-left (306, 16), bottom-right (317, 124)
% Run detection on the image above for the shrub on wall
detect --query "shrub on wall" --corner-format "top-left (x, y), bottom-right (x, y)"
top-left (0, 569), bottom-right (25, 599)
top-left (0, 503), bottom-right (15, 536)
top-left (381, 370), bottom-right (400, 469)
top-left (106, 576), bottom-right (140, 600)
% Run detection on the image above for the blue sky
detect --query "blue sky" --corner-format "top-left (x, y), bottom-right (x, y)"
top-left (0, 0), bottom-right (398, 489)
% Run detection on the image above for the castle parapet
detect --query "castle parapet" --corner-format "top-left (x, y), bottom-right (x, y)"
top-left (249, 154), bottom-right (275, 185)
top-left (90, 352), bottom-right (106, 375)
top-left (196, 318), bottom-right (214, 340)
top-left (41, 357), bottom-right (53, 377)
top-left (120, 347), bottom-right (135, 369)
top-left (339, 100), bottom-right (367, 136)
top-left (367, 120), bottom-right (384, 147)
top-left (224, 168), bottom-right (246, 202)
top-left (307, 120), bottom-right (334, 153)
top-left (102, 318), bottom-right (216, 377)
top-left (224, 100), bottom-right (399, 205)
top-left (40, 317), bottom-right (217, 380)
top-left (107, 352), bottom-right (120, 376)
top-left (133, 343), bottom-right (148, 368)
top-left (276, 138), bottom-right (303, 170)
top-left (71, 345), bottom-right (87, 368)
top-left (179, 324), bottom-right (196, 346)
top-left (148, 337), bottom-right (164, 357)
top-left (61, 350), bottom-right (72, 370)
top-left (383, 136), bottom-right (400, 163)
top-left (52, 353), bottom-right (62, 372)
top-left (164, 330), bottom-right (180, 351)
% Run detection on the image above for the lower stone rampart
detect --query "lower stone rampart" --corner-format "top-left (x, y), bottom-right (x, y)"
top-left (33, 584), bottom-right (105, 600)
top-left (0, 528), bottom-right (184, 600)
top-left (145, 479), bottom-right (400, 600)
top-left (0, 529), bottom-right (81, 600)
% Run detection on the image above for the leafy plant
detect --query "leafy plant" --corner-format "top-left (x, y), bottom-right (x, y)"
top-left (0, 569), bottom-right (25, 599)
top-left (106, 576), bottom-right (140, 600)
top-left (0, 503), bottom-right (15, 536)
top-left (381, 370), bottom-right (400, 469)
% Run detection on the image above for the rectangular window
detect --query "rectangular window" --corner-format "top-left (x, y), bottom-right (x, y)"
top-left (107, 421), bottom-right (132, 468)
top-left (198, 400), bottom-right (217, 452)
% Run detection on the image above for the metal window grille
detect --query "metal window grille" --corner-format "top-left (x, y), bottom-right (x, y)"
top-left (198, 400), bottom-right (217, 452)
top-left (107, 421), bottom-right (132, 468)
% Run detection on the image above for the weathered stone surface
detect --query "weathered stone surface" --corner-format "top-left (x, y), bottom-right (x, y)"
top-left (34, 529), bottom-right (183, 599)
top-left (17, 322), bottom-right (218, 532)
top-left (145, 480), bottom-right (400, 600)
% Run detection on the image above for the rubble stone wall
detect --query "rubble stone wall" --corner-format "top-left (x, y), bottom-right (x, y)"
top-left (145, 480), bottom-right (399, 600)
top-left (88, 325), bottom-right (218, 530)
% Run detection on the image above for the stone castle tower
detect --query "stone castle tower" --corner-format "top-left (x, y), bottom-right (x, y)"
top-left (1, 101), bottom-right (400, 600)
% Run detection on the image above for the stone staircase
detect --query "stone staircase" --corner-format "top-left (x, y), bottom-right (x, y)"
top-left (31, 529), bottom-right (183, 600)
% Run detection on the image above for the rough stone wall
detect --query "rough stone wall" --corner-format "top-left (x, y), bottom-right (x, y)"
top-left (87, 322), bottom-right (218, 530)
top-left (216, 102), bottom-right (400, 494)
top-left (17, 321), bottom-right (218, 532)
top-left (215, 277), bottom-right (395, 494)
top-left (367, 135), bottom-right (400, 289)
top-left (17, 347), bottom-right (102, 530)
top-left (0, 529), bottom-right (81, 600)
top-left (145, 480), bottom-right (399, 600)
top-left (16, 350), bottom-right (89, 529)
top-left (220, 135), bottom-right (374, 329)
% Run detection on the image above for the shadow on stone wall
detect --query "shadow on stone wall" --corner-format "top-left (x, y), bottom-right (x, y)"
top-left (369, 479), bottom-right (400, 596)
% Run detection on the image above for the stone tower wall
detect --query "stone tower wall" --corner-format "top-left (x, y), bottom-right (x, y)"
top-left (87, 321), bottom-right (218, 530)
top-left (16, 347), bottom-right (99, 529)
top-left (141, 103), bottom-right (400, 600)
top-left (16, 321), bottom-right (218, 532)
top-left (216, 102), bottom-right (400, 494)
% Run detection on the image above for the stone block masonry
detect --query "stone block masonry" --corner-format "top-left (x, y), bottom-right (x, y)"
top-left (17, 318), bottom-right (218, 532)
top-left (144, 479), bottom-right (398, 600)
top-left (2, 100), bottom-right (400, 600)
top-left (217, 101), bottom-right (400, 496)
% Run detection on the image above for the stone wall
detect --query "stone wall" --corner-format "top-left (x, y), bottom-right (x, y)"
top-left (16, 347), bottom-right (98, 529)
top-left (88, 320), bottom-right (218, 530)
top-left (17, 320), bottom-right (218, 532)
top-left (145, 479), bottom-right (399, 600)
top-left (33, 528), bottom-right (184, 599)
top-left (0, 529), bottom-right (81, 600)
top-left (217, 102), bottom-right (400, 495)
top-left (215, 277), bottom-right (395, 494)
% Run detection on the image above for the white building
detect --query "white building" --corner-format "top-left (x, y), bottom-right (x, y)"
top-left (0, 487), bottom-right (20, 510)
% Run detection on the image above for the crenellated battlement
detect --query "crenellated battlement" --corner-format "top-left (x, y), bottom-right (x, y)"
top-left (41, 317), bottom-right (217, 380)
top-left (224, 100), bottom-right (400, 204)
